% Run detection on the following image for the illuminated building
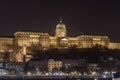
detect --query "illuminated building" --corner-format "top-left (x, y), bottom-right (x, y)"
top-left (40, 33), bottom-right (50, 49)
top-left (14, 31), bottom-right (50, 49)
top-left (48, 59), bottom-right (62, 72)
top-left (78, 35), bottom-right (110, 48)
top-left (0, 18), bottom-right (120, 62)
top-left (55, 18), bottom-right (67, 38)
top-left (14, 31), bottom-right (41, 47)
top-left (0, 37), bottom-right (14, 52)
top-left (0, 19), bottom-right (118, 51)
top-left (108, 42), bottom-right (120, 49)
top-left (28, 59), bottom-right (86, 72)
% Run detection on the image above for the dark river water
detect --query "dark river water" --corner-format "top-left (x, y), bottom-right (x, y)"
top-left (0, 77), bottom-right (112, 80)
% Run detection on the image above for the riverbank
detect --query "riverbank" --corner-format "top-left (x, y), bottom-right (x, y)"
top-left (0, 75), bottom-right (112, 80)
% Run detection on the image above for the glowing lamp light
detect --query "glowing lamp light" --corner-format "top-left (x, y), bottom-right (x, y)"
top-left (22, 46), bottom-right (26, 55)
top-left (103, 75), bottom-right (106, 78)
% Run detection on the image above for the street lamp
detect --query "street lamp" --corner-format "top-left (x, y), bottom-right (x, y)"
top-left (22, 46), bottom-right (26, 62)
top-left (22, 45), bottom-right (26, 80)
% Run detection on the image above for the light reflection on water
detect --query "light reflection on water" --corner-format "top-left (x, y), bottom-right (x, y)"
top-left (0, 78), bottom-right (112, 80)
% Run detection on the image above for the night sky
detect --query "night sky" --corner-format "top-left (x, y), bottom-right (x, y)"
top-left (0, 0), bottom-right (120, 42)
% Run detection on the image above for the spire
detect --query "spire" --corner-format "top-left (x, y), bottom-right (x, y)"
top-left (60, 17), bottom-right (62, 23)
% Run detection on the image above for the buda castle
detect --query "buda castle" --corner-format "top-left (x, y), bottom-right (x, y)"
top-left (0, 19), bottom-right (120, 53)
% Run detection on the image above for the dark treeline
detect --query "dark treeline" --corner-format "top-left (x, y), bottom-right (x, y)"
top-left (30, 46), bottom-right (120, 63)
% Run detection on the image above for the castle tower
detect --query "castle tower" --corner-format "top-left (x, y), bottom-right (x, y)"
top-left (55, 18), bottom-right (67, 38)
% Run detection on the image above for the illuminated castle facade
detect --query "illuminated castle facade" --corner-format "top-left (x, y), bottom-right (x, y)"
top-left (0, 19), bottom-right (120, 53)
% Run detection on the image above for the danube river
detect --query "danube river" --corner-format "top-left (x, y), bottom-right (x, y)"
top-left (0, 76), bottom-right (112, 80)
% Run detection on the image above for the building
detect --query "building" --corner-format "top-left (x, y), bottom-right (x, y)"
top-left (0, 62), bottom-right (24, 75)
top-left (0, 18), bottom-right (120, 61)
top-left (48, 59), bottom-right (62, 72)
top-left (108, 42), bottom-right (120, 49)
top-left (27, 59), bottom-right (86, 73)
top-left (14, 31), bottom-right (41, 47)
top-left (78, 35), bottom-right (110, 48)
top-left (0, 37), bottom-right (14, 52)
top-left (27, 59), bottom-right (48, 73)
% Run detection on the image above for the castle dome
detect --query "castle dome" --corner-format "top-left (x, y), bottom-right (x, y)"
top-left (55, 18), bottom-right (67, 37)
top-left (56, 18), bottom-right (66, 29)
